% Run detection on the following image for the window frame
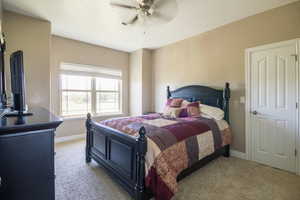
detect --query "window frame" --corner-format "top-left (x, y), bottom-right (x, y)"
top-left (59, 68), bottom-right (123, 119)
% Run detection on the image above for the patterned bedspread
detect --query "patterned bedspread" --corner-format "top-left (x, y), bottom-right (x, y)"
top-left (100, 113), bottom-right (231, 200)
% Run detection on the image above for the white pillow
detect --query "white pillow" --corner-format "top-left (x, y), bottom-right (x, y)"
top-left (200, 104), bottom-right (224, 120)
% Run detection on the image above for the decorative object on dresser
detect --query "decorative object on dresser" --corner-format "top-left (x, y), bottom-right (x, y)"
top-left (0, 107), bottom-right (63, 200)
top-left (85, 83), bottom-right (230, 200)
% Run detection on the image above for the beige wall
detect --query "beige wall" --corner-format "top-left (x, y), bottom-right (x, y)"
top-left (142, 49), bottom-right (153, 113)
top-left (129, 49), bottom-right (143, 116)
top-left (129, 49), bottom-right (153, 116)
top-left (152, 1), bottom-right (300, 152)
top-left (51, 36), bottom-right (129, 137)
top-left (3, 11), bottom-right (51, 109)
top-left (0, 1), bottom-right (2, 32)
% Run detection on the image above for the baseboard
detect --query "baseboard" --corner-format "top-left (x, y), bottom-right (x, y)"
top-left (230, 150), bottom-right (247, 160)
top-left (55, 134), bottom-right (85, 143)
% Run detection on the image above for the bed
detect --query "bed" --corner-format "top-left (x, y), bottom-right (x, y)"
top-left (85, 83), bottom-right (231, 200)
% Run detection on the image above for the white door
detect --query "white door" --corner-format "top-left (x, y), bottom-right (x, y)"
top-left (249, 41), bottom-right (298, 173)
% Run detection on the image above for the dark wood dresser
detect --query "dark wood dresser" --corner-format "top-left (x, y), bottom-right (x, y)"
top-left (0, 107), bottom-right (63, 200)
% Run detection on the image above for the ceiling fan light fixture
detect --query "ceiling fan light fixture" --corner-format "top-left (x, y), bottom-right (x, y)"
top-left (112, 0), bottom-right (178, 26)
top-left (137, 0), bottom-right (154, 6)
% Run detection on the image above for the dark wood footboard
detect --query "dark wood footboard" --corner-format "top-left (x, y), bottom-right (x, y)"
top-left (85, 113), bottom-right (147, 200)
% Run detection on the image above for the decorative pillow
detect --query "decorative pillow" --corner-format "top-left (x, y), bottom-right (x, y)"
top-left (200, 104), bottom-right (224, 120)
top-left (178, 100), bottom-right (201, 117)
top-left (163, 106), bottom-right (183, 118)
top-left (186, 102), bottom-right (201, 117)
top-left (178, 108), bottom-right (188, 117)
top-left (181, 100), bottom-right (201, 108)
top-left (166, 98), bottom-right (183, 108)
top-left (181, 100), bottom-right (191, 108)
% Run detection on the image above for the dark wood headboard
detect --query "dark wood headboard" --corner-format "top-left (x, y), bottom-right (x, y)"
top-left (167, 83), bottom-right (230, 122)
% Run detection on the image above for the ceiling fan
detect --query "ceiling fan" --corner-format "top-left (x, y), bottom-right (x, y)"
top-left (110, 0), bottom-right (178, 26)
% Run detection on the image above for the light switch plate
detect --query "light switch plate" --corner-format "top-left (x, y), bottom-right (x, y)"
top-left (240, 96), bottom-right (245, 104)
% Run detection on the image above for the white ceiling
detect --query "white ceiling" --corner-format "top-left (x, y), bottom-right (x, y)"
top-left (3, 0), bottom-right (298, 52)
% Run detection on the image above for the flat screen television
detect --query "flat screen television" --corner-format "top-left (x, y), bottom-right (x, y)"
top-left (0, 33), bottom-right (6, 109)
top-left (10, 50), bottom-right (27, 114)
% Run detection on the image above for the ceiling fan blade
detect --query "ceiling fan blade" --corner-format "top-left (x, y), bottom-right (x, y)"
top-left (152, 11), bottom-right (173, 22)
top-left (110, 3), bottom-right (138, 10)
top-left (152, 0), bottom-right (170, 9)
top-left (151, 0), bottom-right (178, 22)
top-left (122, 15), bottom-right (139, 25)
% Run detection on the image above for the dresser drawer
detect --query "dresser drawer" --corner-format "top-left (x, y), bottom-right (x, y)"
top-left (0, 129), bottom-right (55, 200)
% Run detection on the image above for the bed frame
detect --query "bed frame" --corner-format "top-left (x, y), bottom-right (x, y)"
top-left (85, 83), bottom-right (231, 200)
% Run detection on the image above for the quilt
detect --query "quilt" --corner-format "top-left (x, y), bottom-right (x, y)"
top-left (100, 113), bottom-right (231, 200)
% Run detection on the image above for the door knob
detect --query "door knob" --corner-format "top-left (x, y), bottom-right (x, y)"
top-left (252, 111), bottom-right (258, 115)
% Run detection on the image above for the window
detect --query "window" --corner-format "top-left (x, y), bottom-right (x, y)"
top-left (61, 75), bottom-right (92, 116)
top-left (95, 78), bottom-right (120, 114)
top-left (60, 63), bottom-right (122, 117)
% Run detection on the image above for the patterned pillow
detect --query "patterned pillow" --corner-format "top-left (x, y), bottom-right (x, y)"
top-left (163, 106), bottom-right (183, 118)
top-left (166, 98), bottom-right (183, 108)
top-left (181, 100), bottom-right (201, 108)
top-left (178, 100), bottom-right (201, 117)
top-left (178, 108), bottom-right (188, 117)
top-left (186, 102), bottom-right (201, 117)
top-left (181, 100), bottom-right (191, 108)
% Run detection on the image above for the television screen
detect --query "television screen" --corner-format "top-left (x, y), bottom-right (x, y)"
top-left (0, 33), bottom-right (5, 108)
top-left (10, 50), bottom-right (26, 112)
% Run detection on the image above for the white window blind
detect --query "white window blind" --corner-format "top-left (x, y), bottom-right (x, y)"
top-left (61, 63), bottom-right (122, 78)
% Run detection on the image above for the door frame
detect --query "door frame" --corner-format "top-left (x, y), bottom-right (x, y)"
top-left (245, 38), bottom-right (300, 175)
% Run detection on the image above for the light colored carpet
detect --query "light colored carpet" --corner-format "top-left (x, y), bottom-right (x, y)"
top-left (55, 139), bottom-right (300, 200)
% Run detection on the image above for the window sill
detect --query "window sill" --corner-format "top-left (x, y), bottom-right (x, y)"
top-left (62, 113), bottom-right (125, 121)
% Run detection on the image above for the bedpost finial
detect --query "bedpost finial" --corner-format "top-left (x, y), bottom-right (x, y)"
top-left (224, 82), bottom-right (230, 100)
top-left (167, 86), bottom-right (171, 99)
top-left (139, 126), bottom-right (146, 138)
top-left (138, 126), bottom-right (147, 155)
top-left (225, 82), bottom-right (229, 89)
top-left (87, 113), bottom-right (92, 120)
top-left (223, 83), bottom-right (230, 123)
top-left (86, 113), bottom-right (92, 163)
top-left (86, 113), bottom-right (92, 128)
